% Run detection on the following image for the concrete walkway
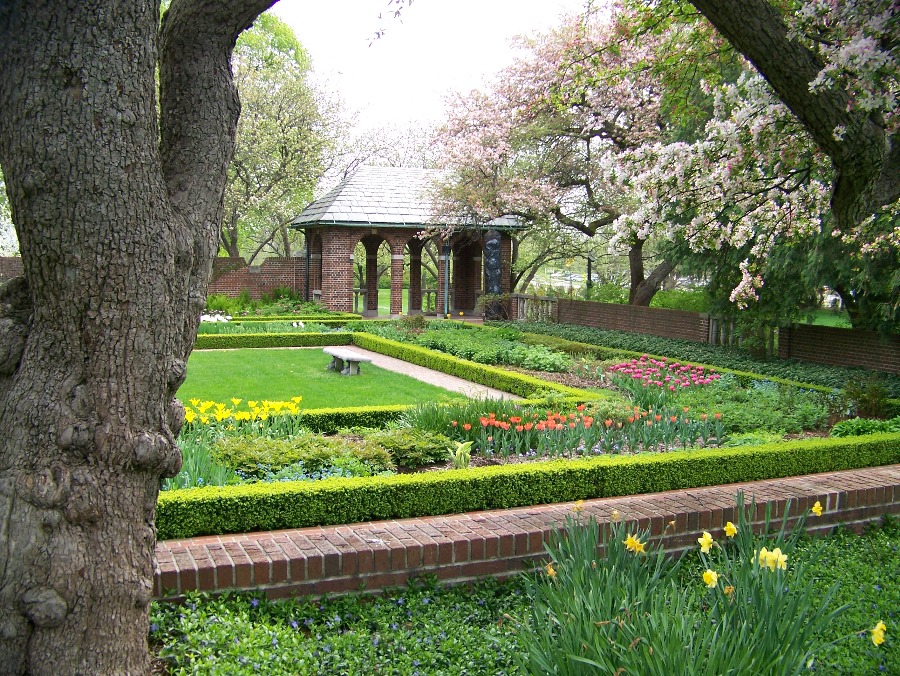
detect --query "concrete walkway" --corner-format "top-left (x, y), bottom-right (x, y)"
top-left (334, 346), bottom-right (520, 400)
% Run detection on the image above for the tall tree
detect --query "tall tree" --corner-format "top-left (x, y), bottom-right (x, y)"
top-left (617, 0), bottom-right (899, 330)
top-left (0, 0), bottom-right (274, 671)
top-left (222, 14), bottom-right (341, 263)
top-left (434, 8), bottom-right (682, 305)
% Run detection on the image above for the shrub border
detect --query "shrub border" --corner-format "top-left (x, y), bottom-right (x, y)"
top-left (156, 433), bottom-right (900, 539)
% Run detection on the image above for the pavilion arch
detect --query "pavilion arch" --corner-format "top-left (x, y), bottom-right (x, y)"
top-left (291, 166), bottom-right (518, 317)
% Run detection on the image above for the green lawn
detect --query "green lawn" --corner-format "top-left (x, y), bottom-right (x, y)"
top-left (177, 348), bottom-right (461, 408)
top-left (806, 308), bottom-right (852, 328)
top-left (376, 287), bottom-right (405, 315)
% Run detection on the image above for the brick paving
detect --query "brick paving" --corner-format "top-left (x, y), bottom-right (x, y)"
top-left (155, 464), bottom-right (900, 600)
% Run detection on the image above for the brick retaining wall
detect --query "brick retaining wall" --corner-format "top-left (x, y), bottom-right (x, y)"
top-left (555, 299), bottom-right (711, 343)
top-left (154, 464), bottom-right (900, 601)
top-left (779, 324), bottom-right (900, 375)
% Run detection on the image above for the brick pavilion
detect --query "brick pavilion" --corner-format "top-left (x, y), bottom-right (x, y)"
top-left (290, 165), bottom-right (519, 317)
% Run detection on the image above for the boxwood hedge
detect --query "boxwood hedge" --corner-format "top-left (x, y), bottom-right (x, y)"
top-left (156, 433), bottom-right (900, 540)
top-left (194, 332), bottom-right (351, 350)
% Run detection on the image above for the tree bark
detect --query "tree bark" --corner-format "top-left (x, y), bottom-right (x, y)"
top-left (627, 237), bottom-right (675, 306)
top-left (688, 0), bottom-right (900, 231)
top-left (0, 0), bottom-right (274, 672)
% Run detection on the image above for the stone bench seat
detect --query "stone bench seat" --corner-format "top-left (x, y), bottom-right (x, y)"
top-left (323, 347), bottom-right (373, 376)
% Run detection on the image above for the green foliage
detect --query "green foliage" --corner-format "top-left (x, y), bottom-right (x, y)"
top-left (513, 493), bottom-right (846, 675)
top-left (721, 431), bottom-right (784, 447)
top-left (194, 332), bottom-right (350, 350)
top-left (349, 332), bottom-right (593, 399)
top-left (498, 321), bottom-right (900, 397)
top-left (830, 416), bottom-right (900, 438)
top-left (155, 433), bottom-right (900, 539)
top-left (197, 321), bottom-right (343, 335)
top-left (298, 405), bottom-right (411, 434)
top-left (152, 525), bottom-right (897, 674)
top-left (209, 433), bottom-right (394, 480)
top-left (450, 441), bottom-right (473, 469)
top-left (356, 322), bottom-right (573, 372)
top-left (649, 288), bottom-right (711, 312)
top-left (358, 427), bottom-right (453, 469)
top-left (841, 375), bottom-right (894, 418)
top-left (151, 578), bottom-right (525, 675)
top-left (671, 375), bottom-right (830, 435)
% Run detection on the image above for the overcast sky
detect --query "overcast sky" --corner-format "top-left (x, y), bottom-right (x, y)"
top-left (272, 0), bottom-right (589, 131)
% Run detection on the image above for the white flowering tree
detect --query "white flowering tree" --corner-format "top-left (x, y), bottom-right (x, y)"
top-left (434, 8), bottom-right (682, 305)
top-left (615, 0), bottom-right (898, 330)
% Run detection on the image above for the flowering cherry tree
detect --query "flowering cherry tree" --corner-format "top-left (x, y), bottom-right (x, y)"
top-left (434, 8), bottom-right (679, 305)
top-left (617, 0), bottom-right (898, 328)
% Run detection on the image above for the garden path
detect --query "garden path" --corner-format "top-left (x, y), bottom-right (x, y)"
top-left (331, 346), bottom-right (522, 400)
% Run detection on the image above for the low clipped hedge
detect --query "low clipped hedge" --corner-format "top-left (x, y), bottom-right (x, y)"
top-left (233, 313), bottom-right (361, 322)
top-left (194, 332), bottom-right (351, 350)
top-left (299, 404), bottom-right (411, 433)
top-left (156, 433), bottom-right (900, 539)
top-left (349, 332), bottom-right (596, 400)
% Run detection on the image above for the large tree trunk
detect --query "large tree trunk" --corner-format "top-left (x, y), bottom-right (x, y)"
top-left (627, 237), bottom-right (675, 306)
top-left (0, 0), bottom-right (274, 672)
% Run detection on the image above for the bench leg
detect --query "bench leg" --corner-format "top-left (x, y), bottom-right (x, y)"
top-left (348, 361), bottom-right (361, 376)
top-left (327, 357), bottom-right (345, 372)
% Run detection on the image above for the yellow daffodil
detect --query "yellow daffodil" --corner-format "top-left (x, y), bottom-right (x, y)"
top-left (184, 409), bottom-right (196, 423)
top-left (248, 400), bottom-right (257, 408)
top-left (811, 501), bottom-right (823, 517)
top-left (610, 509), bottom-right (621, 522)
top-left (623, 534), bottom-right (645, 554)
top-left (667, 520), bottom-right (676, 530)
top-left (698, 531), bottom-right (714, 554)
top-left (572, 500), bottom-right (584, 513)
top-left (724, 521), bottom-right (737, 538)
top-left (703, 569), bottom-right (718, 588)
top-left (871, 621), bottom-right (886, 646)
top-left (759, 547), bottom-right (787, 571)
top-left (189, 398), bottom-right (200, 407)
top-left (231, 398), bottom-right (242, 407)
top-left (545, 562), bottom-right (557, 578)
top-left (723, 585), bottom-right (735, 596)
top-left (291, 396), bottom-right (302, 403)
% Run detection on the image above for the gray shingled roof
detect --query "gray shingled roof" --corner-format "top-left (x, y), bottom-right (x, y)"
top-left (291, 165), bottom-right (520, 229)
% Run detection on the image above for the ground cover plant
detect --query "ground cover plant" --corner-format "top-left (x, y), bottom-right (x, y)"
top-left (197, 320), bottom-right (345, 335)
top-left (206, 290), bottom-right (340, 317)
top-left (495, 320), bottom-right (900, 398)
top-left (357, 320), bottom-right (573, 372)
top-left (176, 348), bottom-right (459, 406)
top-left (150, 513), bottom-right (897, 675)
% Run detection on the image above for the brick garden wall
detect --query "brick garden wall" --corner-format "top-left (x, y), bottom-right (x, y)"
top-left (556, 299), bottom-right (711, 343)
top-left (779, 325), bottom-right (900, 375)
top-left (207, 257), bottom-right (308, 300)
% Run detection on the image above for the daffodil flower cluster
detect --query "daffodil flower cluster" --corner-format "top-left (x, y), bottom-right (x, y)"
top-left (183, 397), bottom-right (303, 425)
top-left (756, 546), bottom-right (788, 572)
top-left (623, 533), bottom-right (645, 554)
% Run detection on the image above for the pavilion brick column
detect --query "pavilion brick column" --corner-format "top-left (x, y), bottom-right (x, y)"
top-left (436, 239), bottom-right (450, 317)
top-left (364, 239), bottom-right (380, 317)
top-left (501, 234), bottom-right (513, 294)
top-left (407, 240), bottom-right (423, 314)
top-left (321, 228), bottom-right (356, 313)
top-left (390, 253), bottom-right (404, 316)
top-left (308, 233), bottom-right (323, 301)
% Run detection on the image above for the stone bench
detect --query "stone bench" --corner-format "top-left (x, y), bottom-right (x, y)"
top-left (323, 347), bottom-right (373, 376)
